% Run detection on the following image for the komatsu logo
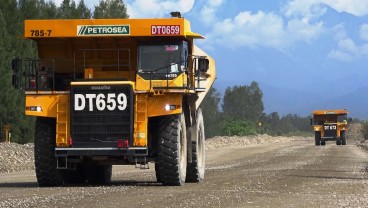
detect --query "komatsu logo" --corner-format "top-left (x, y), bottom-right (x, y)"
top-left (77, 25), bottom-right (130, 36)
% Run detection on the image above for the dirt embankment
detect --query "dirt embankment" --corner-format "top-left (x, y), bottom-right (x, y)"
top-left (0, 143), bottom-right (34, 173)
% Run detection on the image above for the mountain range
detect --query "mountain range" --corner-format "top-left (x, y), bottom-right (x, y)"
top-left (214, 76), bottom-right (368, 120)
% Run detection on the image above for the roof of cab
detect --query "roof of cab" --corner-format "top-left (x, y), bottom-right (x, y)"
top-left (24, 18), bottom-right (204, 39)
top-left (312, 109), bottom-right (348, 115)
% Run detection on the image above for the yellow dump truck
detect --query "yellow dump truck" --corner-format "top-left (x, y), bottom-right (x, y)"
top-left (11, 14), bottom-right (215, 186)
top-left (311, 109), bottom-right (349, 146)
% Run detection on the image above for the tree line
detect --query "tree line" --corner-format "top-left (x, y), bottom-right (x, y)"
top-left (200, 82), bottom-right (312, 138)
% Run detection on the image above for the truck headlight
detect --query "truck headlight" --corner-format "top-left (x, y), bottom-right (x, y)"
top-left (29, 106), bottom-right (42, 112)
top-left (164, 104), bottom-right (177, 111)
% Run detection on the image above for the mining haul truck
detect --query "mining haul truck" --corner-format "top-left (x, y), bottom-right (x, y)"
top-left (311, 109), bottom-right (349, 146)
top-left (11, 15), bottom-right (216, 186)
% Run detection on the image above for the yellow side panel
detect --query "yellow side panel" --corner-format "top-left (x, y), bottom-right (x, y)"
top-left (147, 94), bottom-right (182, 117)
top-left (25, 94), bottom-right (59, 117)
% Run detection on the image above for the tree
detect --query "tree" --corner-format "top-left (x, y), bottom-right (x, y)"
top-left (18, 0), bottom-right (40, 19)
top-left (0, 9), bottom-right (34, 143)
top-left (248, 81), bottom-right (264, 121)
top-left (222, 81), bottom-right (264, 122)
top-left (58, 0), bottom-right (78, 19)
top-left (264, 112), bottom-right (280, 135)
top-left (77, 0), bottom-right (91, 18)
top-left (93, 0), bottom-right (129, 19)
top-left (200, 87), bottom-right (221, 138)
top-left (41, 1), bottom-right (58, 19)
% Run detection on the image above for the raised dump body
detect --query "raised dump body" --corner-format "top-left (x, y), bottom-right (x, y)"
top-left (11, 16), bottom-right (215, 186)
top-left (311, 109), bottom-right (349, 146)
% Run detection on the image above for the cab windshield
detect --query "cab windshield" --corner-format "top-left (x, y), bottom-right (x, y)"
top-left (138, 41), bottom-right (188, 79)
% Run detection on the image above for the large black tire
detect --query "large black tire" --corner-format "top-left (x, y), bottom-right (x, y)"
top-left (157, 113), bottom-right (187, 186)
top-left (315, 132), bottom-right (321, 146)
top-left (321, 140), bottom-right (326, 145)
top-left (34, 117), bottom-right (62, 187)
top-left (341, 131), bottom-right (347, 145)
top-left (86, 165), bottom-right (112, 184)
top-left (186, 109), bottom-right (205, 183)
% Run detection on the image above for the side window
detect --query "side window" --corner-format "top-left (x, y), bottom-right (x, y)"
top-left (181, 41), bottom-right (188, 68)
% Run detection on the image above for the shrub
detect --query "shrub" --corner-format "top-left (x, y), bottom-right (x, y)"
top-left (220, 120), bottom-right (257, 136)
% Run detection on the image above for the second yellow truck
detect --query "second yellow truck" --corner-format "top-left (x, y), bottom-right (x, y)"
top-left (311, 110), bottom-right (349, 146)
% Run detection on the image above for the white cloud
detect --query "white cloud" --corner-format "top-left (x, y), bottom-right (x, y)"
top-left (199, 0), bottom-right (225, 26)
top-left (284, 0), bottom-right (368, 17)
top-left (201, 9), bottom-right (324, 51)
top-left (327, 50), bottom-right (354, 62)
top-left (322, 0), bottom-right (368, 17)
top-left (52, 0), bottom-right (195, 17)
top-left (283, 0), bottom-right (326, 19)
top-left (287, 18), bottom-right (324, 42)
top-left (203, 11), bottom-right (286, 49)
top-left (126, 0), bottom-right (195, 18)
top-left (199, 0), bottom-right (368, 57)
top-left (360, 24), bottom-right (368, 41)
top-left (53, 0), bottom-right (100, 9)
top-left (327, 25), bottom-right (368, 62)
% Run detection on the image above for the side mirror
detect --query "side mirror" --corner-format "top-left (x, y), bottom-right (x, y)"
top-left (198, 58), bottom-right (209, 73)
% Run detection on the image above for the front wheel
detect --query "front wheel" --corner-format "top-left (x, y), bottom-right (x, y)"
top-left (157, 113), bottom-right (187, 186)
top-left (315, 132), bottom-right (321, 146)
top-left (341, 131), bottom-right (347, 145)
top-left (34, 117), bottom-right (62, 187)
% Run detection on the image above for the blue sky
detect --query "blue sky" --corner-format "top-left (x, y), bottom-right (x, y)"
top-left (52, 0), bottom-right (368, 115)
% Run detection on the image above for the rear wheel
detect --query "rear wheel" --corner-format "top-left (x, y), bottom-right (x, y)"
top-left (62, 164), bottom-right (87, 184)
top-left (186, 109), bottom-right (205, 183)
top-left (341, 131), bottom-right (347, 145)
top-left (315, 132), bottom-right (321, 146)
top-left (336, 138), bottom-right (342, 145)
top-left (321, 140), bottom-right (326, 145)
top-left (157, 113), bottom-right (187, 186)
top-left (34, 117), bottom-right (62, 187)
top-left (86, 165), bottom-right (112, 184)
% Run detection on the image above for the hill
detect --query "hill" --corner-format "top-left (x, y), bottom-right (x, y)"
top-left (214, 82), bottom-right (368, 119)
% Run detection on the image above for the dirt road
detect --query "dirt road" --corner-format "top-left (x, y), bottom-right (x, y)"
top-left (0, 136), bottom-right (367, 208)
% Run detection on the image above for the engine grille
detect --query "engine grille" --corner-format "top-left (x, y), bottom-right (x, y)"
top-left (70, 84), bottom-right (133, 148)
top-left (323, 124), bottom-right (337, 137)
